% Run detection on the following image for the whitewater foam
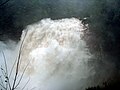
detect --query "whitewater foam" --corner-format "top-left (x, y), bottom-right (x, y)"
top-left (0, 18), bottom-right (94, 90)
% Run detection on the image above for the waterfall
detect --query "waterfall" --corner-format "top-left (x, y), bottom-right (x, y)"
top-left (0, 18), bottom-right (94, 90)
top-left (20, 18), bottom-right (94, 90)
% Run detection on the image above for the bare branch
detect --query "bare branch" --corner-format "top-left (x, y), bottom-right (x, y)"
top-left (9, 57), bottom-right (17, 79)
top-left (21, 77), bottom-right (30, 90)
top-left (12, 30), bottom-right (28, 90)
top-left (0, 0), bottom-right (11, 6)
top-left (0, 76), bottom-right (5, 89)
top-left (0, 30), bottom-right (29, 90)
top-left (2, 51), bottom-right (12, 90)
top-left (0, 83), bottom-right (6, 89)
top-left (14, 61), bottom-right (30, 89)
top-left (1, 67), bottom-right (6, 78)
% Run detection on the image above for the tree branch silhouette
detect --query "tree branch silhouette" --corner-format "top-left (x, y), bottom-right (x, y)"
top-left (0, 0), bottom-right (10, 6)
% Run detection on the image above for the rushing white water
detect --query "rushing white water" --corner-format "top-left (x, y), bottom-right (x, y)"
top-left (20, 18), bottom-right (94, 90)
top-left (0, 18), bottom-right (94, 90)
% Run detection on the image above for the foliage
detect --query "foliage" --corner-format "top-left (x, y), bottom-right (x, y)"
top-left (86, 80), bottom-right (120, 90)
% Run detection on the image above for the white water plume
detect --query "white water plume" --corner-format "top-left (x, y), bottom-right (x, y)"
top-left (0, 18), bottom-right (95, 90)
top-left (20, 18), bottom-right (94, 90)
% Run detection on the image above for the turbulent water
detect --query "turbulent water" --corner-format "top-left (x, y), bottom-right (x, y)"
top-left (20, 18), bottom-right (94, 90)
top-left (0, 18), bottom-right (103, 90)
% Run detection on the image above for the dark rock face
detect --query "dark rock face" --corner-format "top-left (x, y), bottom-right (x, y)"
top-left (0, 0), bottom-right (93, 40)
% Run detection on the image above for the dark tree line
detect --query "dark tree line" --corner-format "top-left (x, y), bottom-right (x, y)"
top-left (86, 79), bottom-right (120, 90)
